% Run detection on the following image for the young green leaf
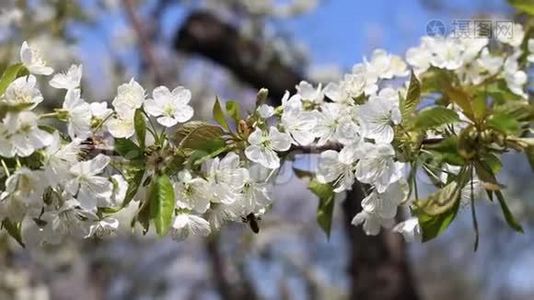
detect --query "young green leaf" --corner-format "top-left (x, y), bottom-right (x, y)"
top-left (0, 63), bottom-right (25, 95)
top-left (495, 190), bottom-right (523, 233)
top-left (474, 160), bottom-right (505, 191)
top-left (2, 219), bottom-right (25, 247)
top-left (149, 174), bottom-right (176, 236)
top-left (443, 85), bottom-right (475, 121)
top-left (509, 0), bottom-right (534, 15)
top-left (400, 70), bottom-right (421, 121)
top-left (121, 166), bottom-right (145, 208)
top-left (308, 180), bottom-right (335, 238)
top-left (114, 138), bottom-right (144, 160)
top-left (134, 109), bottom-right (147, 148)
top-left (225, 100), bottom-right (241, 123)
top-left (424, 136), bottom-right (466, 166)
top-left (487, 112), bottom-right (520, 135)
top-left (172, 121), bottom-right (226, 153)
top-left (416, 180), bottom-right (462, 216)
top-left (418, 198), bottom-right (460, 242)
top-left (414, 107), bottom-right (460, 130)
top-left (213, 97), bottom-right (230, 131)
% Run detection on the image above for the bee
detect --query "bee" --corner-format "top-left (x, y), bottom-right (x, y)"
top-left (79, 135), bottom-right (114, 159)
top-left (242, 213), bottom-right (261, 234)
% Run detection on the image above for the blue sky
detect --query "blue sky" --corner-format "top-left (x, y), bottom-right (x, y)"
top-left (284, 0), bottom-right (512, 68)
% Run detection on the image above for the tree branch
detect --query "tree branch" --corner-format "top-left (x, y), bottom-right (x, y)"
top-left (122, 0), bottom-right (164, 84)
top-left (173, 11), bottom-right (303, 101)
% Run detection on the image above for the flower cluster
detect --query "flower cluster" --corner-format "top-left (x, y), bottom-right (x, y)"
top-left (0, 20), bottom-right (533, 247)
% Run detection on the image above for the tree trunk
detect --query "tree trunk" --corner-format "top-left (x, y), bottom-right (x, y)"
top-left (343, 186), bottom-right (420, 300)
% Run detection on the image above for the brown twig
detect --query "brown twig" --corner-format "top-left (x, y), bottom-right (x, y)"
top-left (290, 143), bottom-right (343, 154)
top-left (122, 0), bottom-right (164, 85)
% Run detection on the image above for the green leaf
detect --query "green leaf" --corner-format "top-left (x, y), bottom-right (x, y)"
top-left (495, 190), bottom-right (523, 233)
top-left (122, 166), bottom-right (145, 207)
top-left (0, 63), bottom-right (25, 95)
top-left (400, 70), bottom-right (421, 121)
top-left (308, 180), bottom-right (335, 238)
top-left (173, 121), bottom-right (226, 153)
top-left (418, 198), bottom-right (460, 242)
top-left (416, 180), bottom-right (463, 216)
top-left (472, 93), bottom-right (487, 122)
top-left (134, 109), bottom-right (147, 148)
top-left (487, 112), bottom-right (520, 135)
top-left (425, 136), bottom-right (465, 166)
top-left (493, 101), bottom-right (534, 122)
top-left (486, 80), bottom-right (523, 104)
top-left (149, 174), bottom-right (176, 236)
top-left (225, 100), bottom-right (241, 123)
top-left (2, 219), bottom-right (25, 247)
top-left (292, 167), bottom-right (315, 180)
top-left (474, 160), bottom-right (505, 191)
top-left (414, 107), bottom-right (460, 130)
top-left (443, 85), bottom-right (475, 121)
top-left (114, 138), bottom-right (144, 160)
top-left (415, 169), bottom-right (468, 242)
top-left (134, 195), bottom-right (151, 234)
top-left (213, 97), bottom-right (230, 131)
top-left (509, 0), bottom-right (534, 15)
top-left (164, 154), bottom-right (186, 176)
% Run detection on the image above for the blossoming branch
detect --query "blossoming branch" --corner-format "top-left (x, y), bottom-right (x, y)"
top-left (0, 20), bottom-right (533, 248)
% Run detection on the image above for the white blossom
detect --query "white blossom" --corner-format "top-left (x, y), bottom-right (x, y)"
top-left (355, 143), bottom-right (405, 193)
top-left (174, 170), bottom-right (211, 213)
top-left (42, 132), bottom-right (81, 185)
top-left (496, 23), bottom-right (524, 47)
top-left (112, 78), bottom-right (145, 116)
top-left (351, 210), bottom-right (390, 236)
top-left (1, 75), bottom-right (43, 109)
top-left (62, 89), bottom-right (92, 139)
top-left (85, 217), bottom-right (119, 238)
top-left (393, 217), bottom-right (421, 242)
top-left (361, 180), bottom-right (408, 219)
top-left (245, 127), bottom-right (292, 169)
top-left (110, 174), bottom-right (128, 206)
top-left (405, 37), bottom-right (434, 74)
top-left (358, 89), bottom-right (401, 144)
top-left (257, 104), bottom-right (274, 118)
top-left (40, 199), bottom-right (92, 244)
top-left (365, 49), bottom-right (408, 79)
top-left (315, 102), bottom-right (343, 145)
top-left (316, 146), bottom-right (359, 193)
top-left (429, 37), bottom-right (464, 70)
top-left (239, 164), bottom-right (272, 214)
top-left (0, 168), bottom-right (45, 220)
top-left (503, 52), bottom-right (527, 98)
top-left (1, 112), bottom-right (53, 157)
top-left (205, 152), bottom-right (249, 204)
top-left (281, 99), bottom-right (318, 146)
top-left (49, 64), bottom-right (82, 90)
top-left (170, 213), bottom-right (211, 240)
top-left (65, 154), bottom-right (113, 211)
top-left (144, 86), bottom-right (194, 127)
top-left (20, 41), bottom-right (54, 75)
top-left (296, 80), bottom-right (324, 104)
top-left (107, 110), bottom-right (135, 138)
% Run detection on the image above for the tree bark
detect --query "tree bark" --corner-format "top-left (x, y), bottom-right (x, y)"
top-left (174, 11), bottom-right (303, 101)
top-left (173, 11), bottom-right (420, 300)
top-left (343, 186), bottom-right (420, 300)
